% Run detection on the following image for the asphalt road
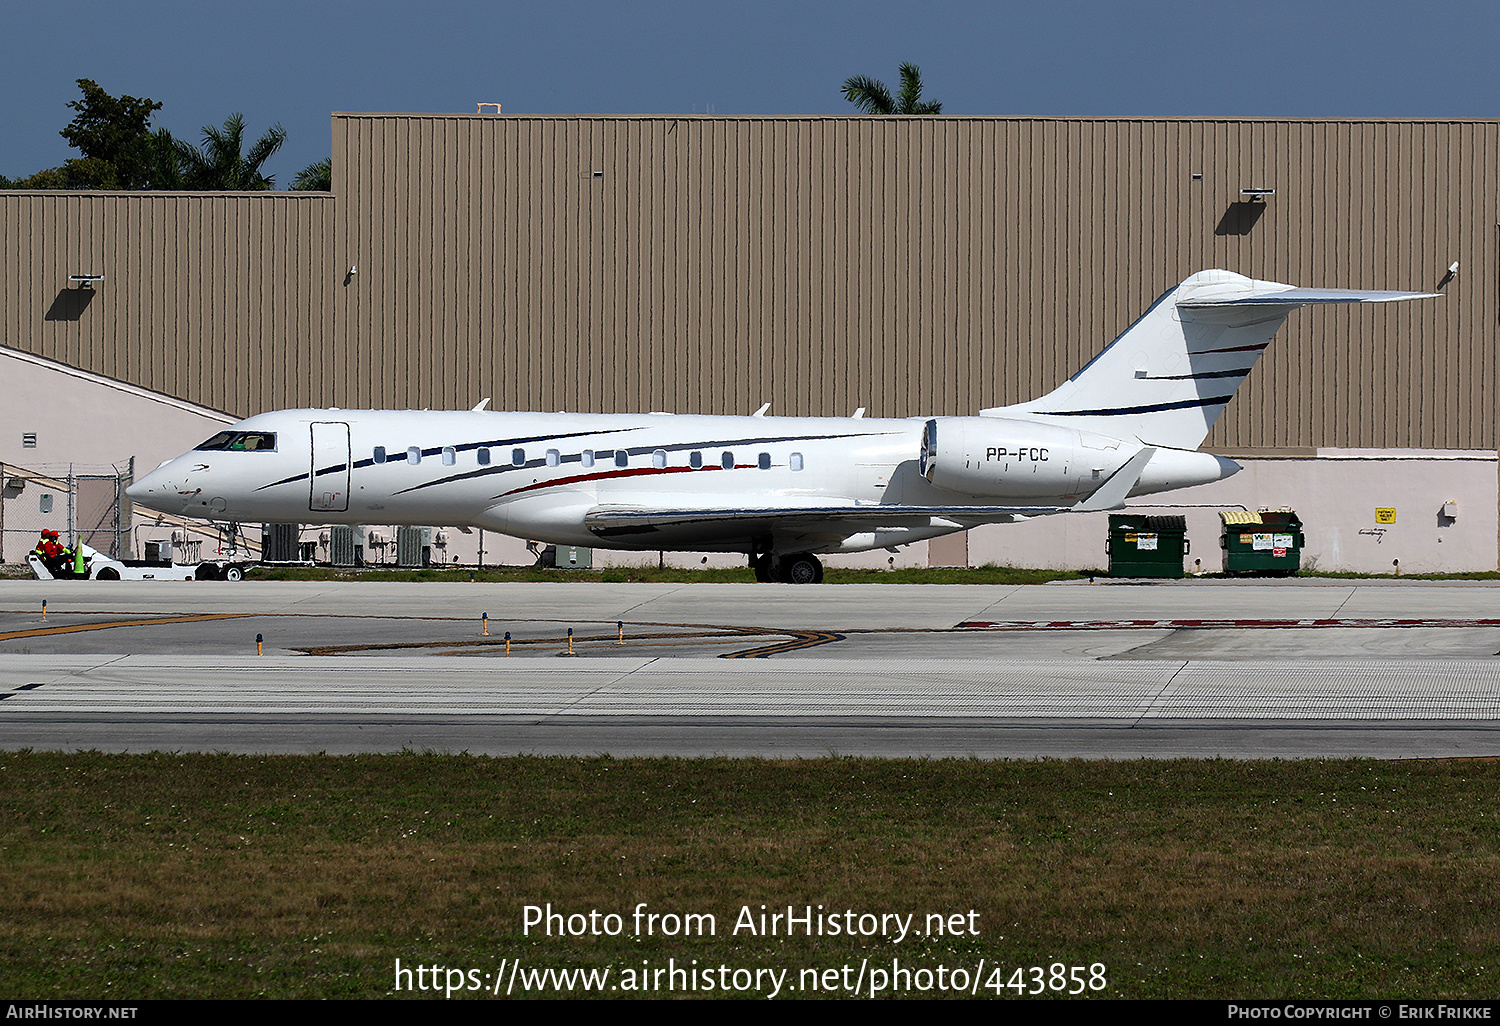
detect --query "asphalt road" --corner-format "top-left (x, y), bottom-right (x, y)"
top-left (2, 578), bottom-right (1498, 758)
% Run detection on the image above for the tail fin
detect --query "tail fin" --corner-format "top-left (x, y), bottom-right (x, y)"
top-left (985, 269), bottom-right (1436, 449)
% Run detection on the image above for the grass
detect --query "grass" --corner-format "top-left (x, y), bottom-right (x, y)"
top-left (239, 563), bottom-right (1092, 585)
top-left (2, 753), bottom-right (1497, 999)
top-left (37, 562), bottom-right (1493, 584)
top-left (8, 560), bottom-right (1500, 584)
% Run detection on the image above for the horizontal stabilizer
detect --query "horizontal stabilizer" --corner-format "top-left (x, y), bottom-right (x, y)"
top-left (1180, 286), bottom-right (1440, 308)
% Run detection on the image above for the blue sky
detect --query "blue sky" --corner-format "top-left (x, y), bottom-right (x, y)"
top-left (3, 0), bottom-right (1494, 186)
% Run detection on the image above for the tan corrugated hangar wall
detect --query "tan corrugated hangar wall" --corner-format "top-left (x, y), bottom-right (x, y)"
top-left (3, 116), bottom-right (1496, 453)
top-left (333, 115), bottom-right (1497, 451)
top-left (0, 192), bottom-right (335, 416)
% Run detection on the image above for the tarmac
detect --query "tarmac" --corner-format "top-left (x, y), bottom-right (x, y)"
top-left (2, 577), bottom-right (1498, 758)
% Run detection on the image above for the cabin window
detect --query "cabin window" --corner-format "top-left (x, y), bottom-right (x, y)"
top-left (477, 447), bottom-right (491, 465)
top-left (546, 448), bottom-right (561, 467)
top-left (512, 448), bottom-right (526, 466)
top-left (721, 451), bottom-right (734, 470)
top-left (407, 446), bottom-right (421, 465)
top-left (689, 451), bottom-right (702, 469)
top-left (758, 452), bottom-right (771, 470)
top-left (790, 452), bottom-right (804, 471)
top-left (615, 450), bottom-right (629, 468)
top-left (581, 449), bottom-right (595, 468)
top-left (373, 446), bottom-right (387, 464)
top-left (652, 449), bottom-right (667, 469)
top-left (442, 447), bottom-right (456, 466)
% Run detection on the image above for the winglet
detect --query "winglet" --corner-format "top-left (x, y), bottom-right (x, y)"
top-left (1074, 446), bottom-right (1156, 512)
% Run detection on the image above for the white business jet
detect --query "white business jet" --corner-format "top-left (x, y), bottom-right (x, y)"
top-left (127, 270), bottom-right (1434, 582)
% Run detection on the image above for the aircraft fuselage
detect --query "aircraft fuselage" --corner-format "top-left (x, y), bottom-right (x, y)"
top-left (126, 408), bottom-right (1232, 556)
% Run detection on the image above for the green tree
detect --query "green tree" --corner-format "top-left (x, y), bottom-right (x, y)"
top-left (58, 78), bottom-right (165, 188)
top-left (841, 62), bottom-right (943, 115)
top-left (5, 159), bottom-right (112, 190)
top-left (292, 157), bottom-right (332, 191)
top-left (175, 113), bottom-right (287, 190)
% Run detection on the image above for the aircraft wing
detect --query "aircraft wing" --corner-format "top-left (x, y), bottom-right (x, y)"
top-left (584, 502), bottom-right (1068, 538)
top-left (584, 448), bottom-right (1157, 539)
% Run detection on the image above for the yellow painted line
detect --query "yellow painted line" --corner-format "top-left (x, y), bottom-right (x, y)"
top-left (0, 613), bottom-right (254, 642)
top-left (296, 628), bottom-right (756, 657)
top-left (722, 630), bottom-right (845, 658)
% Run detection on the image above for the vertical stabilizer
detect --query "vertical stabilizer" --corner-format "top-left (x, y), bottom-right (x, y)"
top-left (983, 269), bottom-right (1435, 450)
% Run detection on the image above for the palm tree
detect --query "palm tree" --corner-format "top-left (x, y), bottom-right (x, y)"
top-left (142, 127), bottom-right (185, 190)
top-left (841, 62), bottom-right (943, 115)
top-left (176, 113), bottom-right (287, 190)
top-left (292, 157), bottom-right (332, 191)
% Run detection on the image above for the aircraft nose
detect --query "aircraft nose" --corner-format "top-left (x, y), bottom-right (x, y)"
top-left (126, 464), bottom-right (183, 509)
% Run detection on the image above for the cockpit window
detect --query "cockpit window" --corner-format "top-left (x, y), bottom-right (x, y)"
top-left (194, 431), bottom-right (277, 452)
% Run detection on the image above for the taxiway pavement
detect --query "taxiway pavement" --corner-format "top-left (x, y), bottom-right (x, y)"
top-left (1, 578), bottom-right (1497, 758)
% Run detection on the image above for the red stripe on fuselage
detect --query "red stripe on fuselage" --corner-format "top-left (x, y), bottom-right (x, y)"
top-left (499, 463), bottom-right (757, 498)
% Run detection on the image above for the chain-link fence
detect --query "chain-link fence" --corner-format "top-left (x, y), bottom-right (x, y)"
top-left (0, 461), bottom-right (132, 563)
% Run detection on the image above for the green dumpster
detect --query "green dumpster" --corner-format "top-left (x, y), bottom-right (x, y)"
top-left (1106, 514), bottom-right (1189, 578)
top-left (1220, 509), bottom-right (1303, 575)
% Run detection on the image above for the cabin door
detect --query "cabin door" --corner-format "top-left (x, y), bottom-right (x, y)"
top-left (310, 421), bottom-right (351, 513)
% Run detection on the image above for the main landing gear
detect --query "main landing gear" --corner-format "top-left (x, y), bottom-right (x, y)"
top-left (750, 552), bottom-right (824, 584)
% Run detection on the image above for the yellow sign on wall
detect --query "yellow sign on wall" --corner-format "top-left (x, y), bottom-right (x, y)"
top-left (1375, 508), bottom-right (1396, 524)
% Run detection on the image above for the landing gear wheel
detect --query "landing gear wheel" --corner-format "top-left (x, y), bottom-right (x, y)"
top-left (224, 565), bottom-right (244, 582)
top-left (751, 554), bottom-right (774, 582)
top-left (777, 552), bottom-right (823, 584)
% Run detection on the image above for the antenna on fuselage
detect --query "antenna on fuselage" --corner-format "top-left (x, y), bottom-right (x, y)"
top-left (471, 398), bottom-right (491, 411)
top-left (751, 403), bottom-right (770, 417)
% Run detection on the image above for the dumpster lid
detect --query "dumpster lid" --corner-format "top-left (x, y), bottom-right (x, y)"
top-left (1144, 515), bottom-right (1186, 531)
top-left (1220, 508), bottom-right (1301, 526)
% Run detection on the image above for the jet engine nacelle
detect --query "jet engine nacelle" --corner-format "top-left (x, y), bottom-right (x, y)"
top-left (919, 417), bottom-right (1131, 498)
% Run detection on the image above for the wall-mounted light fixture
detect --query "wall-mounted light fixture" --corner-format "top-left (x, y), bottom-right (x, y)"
top-left (1239, 188), bottom-right (1275, 201)
top-left (68, 274), bottom-right (104, 288)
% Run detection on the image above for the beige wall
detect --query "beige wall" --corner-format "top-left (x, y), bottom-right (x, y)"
top-left (0, 346), bottom-right (233, 472)
top-left (965, 451), bottom-right (1499, 575)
